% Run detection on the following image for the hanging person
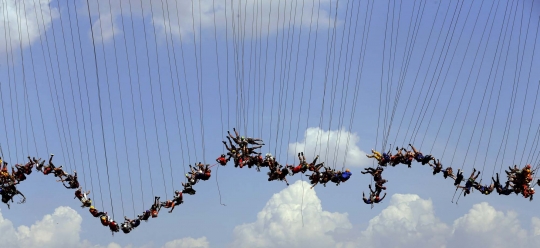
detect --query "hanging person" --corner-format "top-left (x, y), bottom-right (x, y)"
top-left (89, 206), bottom-right (107, 218)
top-left (458, 168), bottom-right (480, 196)
top-left (366, 149), bottom-right (383, 162)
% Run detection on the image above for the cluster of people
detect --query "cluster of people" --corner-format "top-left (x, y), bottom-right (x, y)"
top-left (0, 153), bottom-right (191, 235)
top-left (219, 128), bottom-right (353, 188)
top-left (364, 144), bottom-right (537, 205)
top-left (85, 191), bottom-right (184, 234)
top-left (2, 128), bottom-right (356, 234)
top-left (361, 167), bottom-right (387, 205)
top-left (0, 156), bottom-right (49, 208)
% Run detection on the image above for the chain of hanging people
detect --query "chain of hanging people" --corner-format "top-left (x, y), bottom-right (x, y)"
top-left (1, 0), bottom-right (540, 237)
top-left (0, 126), bottom-right (536, 235)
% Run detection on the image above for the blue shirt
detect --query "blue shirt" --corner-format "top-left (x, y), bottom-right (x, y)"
top-left (341, 171), bottom-right (352, 180)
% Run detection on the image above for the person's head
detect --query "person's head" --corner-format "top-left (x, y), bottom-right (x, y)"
top-left (220, 154), bottom-right (225, 158)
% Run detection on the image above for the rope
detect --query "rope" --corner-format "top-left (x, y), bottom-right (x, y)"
top-left (343, 0), bottom-right (375, 170)
top-left (126, 0), bottom-right (152, 208)
top-left (473, 0), bottom-right (514, 176)
top-left (172, 0), bottom-right (197, 168)
top-left (511, 0), bottom-right (537, 165)
top-left (71, 0), bottom-right (106, 211)
top-left (4, 0), bottom-right (23, 164)
top-left (84, 0), bottom-right (116, 219)
top-left (391, 0), bottom-right (443, 146)
top-left (384, 0), bottom-right (426, 147)
top-left (69, 0), bottom-right (98, 205)
top-left (492, 0), bottom-right (523, 176)
top-left (14, 0), bottom-right (38, 158)
top-left (155, 0), bottom-right (179, 194)
top-left (410, 0), bottom-right (466, 146)
top-left (109, 0), bottom-right (137, 216)
top-left (146, 0), bottom-right (172, 197)
top-left (94, 0), bottom-right (126, 218)
top-left (330, 0), bottom-right (355, 169)
top-left (52, 0), bottom-right (79, 174)
top-left (17, 2), bottom-right (39, 159)
top-left (60, 0), bottom-right (90, 190)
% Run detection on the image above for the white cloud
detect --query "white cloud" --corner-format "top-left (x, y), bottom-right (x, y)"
top-left (91, 12), bottom-right (122, 43)
top-left (289, 127), bottom-right (371, 168)
top-left (0, 206), bottom-right (83, 248)
top-left (233, 188), bottom-right (540, 248)
top-left (0, 0), bottom-right (59, 56)
top-left (0, 206), bottom-right (205, 248)
top-left (343, 194), bottom-right (450, 248)
top-left (231, 180), bottom-right (352, 248)
top-left (84, 0), bottom-right (336, 43)
top-left (449, 202), bottom-right (530, 248)
top-left (163, 237), bottom-right (209, 248)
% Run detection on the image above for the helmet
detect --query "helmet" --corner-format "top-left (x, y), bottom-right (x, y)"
top-left (90, 206), bottom-right (95, 209)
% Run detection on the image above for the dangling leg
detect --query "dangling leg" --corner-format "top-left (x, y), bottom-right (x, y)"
top-left (49, 154), bottom-right (55, 169)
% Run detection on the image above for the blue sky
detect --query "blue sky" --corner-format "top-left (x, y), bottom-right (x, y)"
top-left (1, 0), bottom-right (540, 247)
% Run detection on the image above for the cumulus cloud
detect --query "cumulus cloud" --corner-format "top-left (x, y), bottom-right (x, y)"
top-left (231, 180), bottom-right (352, 248)
top-left (0, 206), bottom-right (83, 248)
top-left (0, 206), bottom-right (205, 248)
top-left (234, 188), bottom-right (540, 248)
top-left (0, 0), bottom-right (58, 56)
top-left (351, 194), bottom-right (450, 248)
top-left (84, 0), bottom-right (336, 42)
top-left (289, 127), bottom-right (371, 168)
top-left (91, 12), bottom-right (122, 43)
top-left (449, 202), bottom-right (532, 248)
top-left (163, 237), bottom-right (209, 248)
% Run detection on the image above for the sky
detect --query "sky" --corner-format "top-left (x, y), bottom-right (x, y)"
top-left (0, 0), bottom-right (540, 247)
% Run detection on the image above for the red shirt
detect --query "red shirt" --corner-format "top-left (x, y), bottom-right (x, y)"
top-left (217, 157), bottom-right (227, 165)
